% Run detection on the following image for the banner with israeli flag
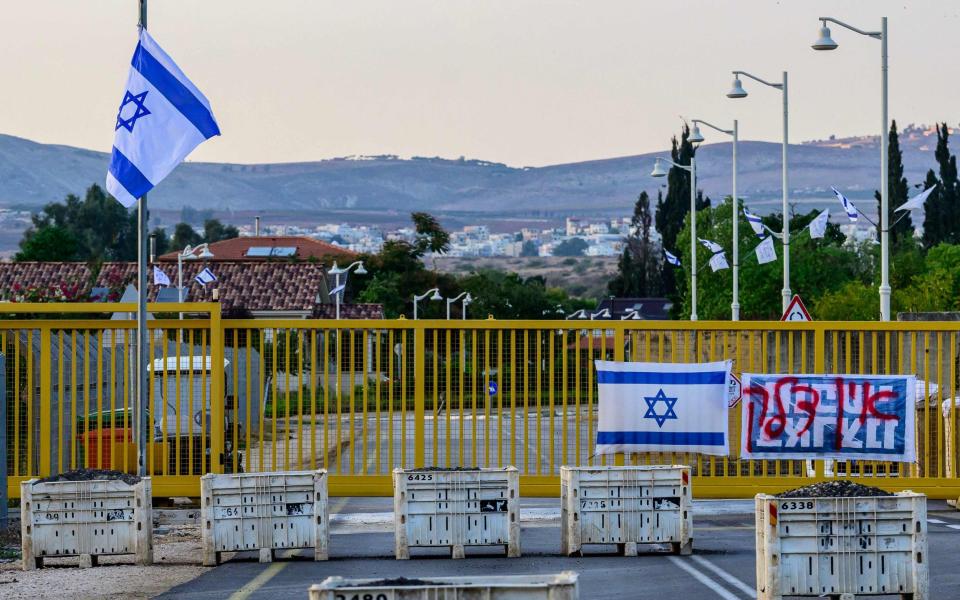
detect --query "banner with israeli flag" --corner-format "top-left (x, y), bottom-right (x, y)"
top-left (595, 360), bottom-right (732, 456)
top-left (743, 207), bottom-right (767, 238)
top-left (831, 187), bottom-right (859, 223)
top-left (896, 184), bottom-right (937, 212)
top-left (195, 267), bottom-right (217, 287)
top-left (664, 249), bottom-right (681, 267)
top-left (107, 29), bottom-right (220, 207)
top-left (808, 209), bottom-right (829, 239)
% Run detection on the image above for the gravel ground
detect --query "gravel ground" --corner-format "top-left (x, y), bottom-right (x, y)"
top-left (0, 525), bottom-right (207, 600)
top-left (777, 480), bottom-right (895, 498)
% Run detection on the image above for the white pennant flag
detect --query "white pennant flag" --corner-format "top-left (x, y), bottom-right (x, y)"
top-left (808, 209), bottom-right (829, 239)
top-left (831, 187), bottom-right (858, 222)
top-left (664, 249), bottom-right (681, 267)
top-left (755, 236), bottom-right (776, 265)
top-left (698, 238), bottom-right (724, 254)
top-left (896, 184), bottom-right (937, 212)
top-left (709, 252), bottom-right (729, 272)
top-left (152, 265), bottom-right (171, 287)
top-left (743, 207), bottom-right (767, 238)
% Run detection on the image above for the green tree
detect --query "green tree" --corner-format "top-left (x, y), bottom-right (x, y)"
top-left (814, 281), bottom-right (878, 320)
top-left (519, 240), bottom-right (538, 257)
top-left (203, 219), bottom-right (240, 243)
top-left (411, 212), bottom-right (451, 257)
top-left (552, 237), bottom-right (588, 257)
top-left (15, 226), bottom-right (83, 261)
top-left (16, 184), bottom-right (137, 264)
top-left (923, 123), bottom-right (960, 248)
top-left (608, 191), bottom-right (663, 297)
top-left (459, 269), bottom-right (586, 319)
top-left (674, 199), bottom-right (863, 319)
top-left (875, 120), bottom-right (914, 249)
top-left (171, 222), bottom-right (203, 250)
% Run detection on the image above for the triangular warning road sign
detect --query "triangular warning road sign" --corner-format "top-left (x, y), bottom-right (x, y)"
top-left (780, 294), bottom-right (812, 322)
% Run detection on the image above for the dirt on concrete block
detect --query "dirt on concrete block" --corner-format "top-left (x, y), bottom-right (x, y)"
top-left (36, 469), bottom-right (141, 486)
top-left (777, 480), bottom-right (895, 498)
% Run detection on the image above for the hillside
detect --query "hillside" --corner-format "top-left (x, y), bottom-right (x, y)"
top-left (0, 124), bottom-right (949, 220)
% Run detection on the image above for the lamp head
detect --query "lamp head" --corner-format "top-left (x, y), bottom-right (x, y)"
top-left (198, 247), bottom-right (214, 260)
top-left (464, 293), bottom-right (473, 304)
top-left (328, 261), bottom-right (343, 275)
top-left (727, 77), bottom-right (748, 98)
top-left (812, 24), bottom-right (838, 50)
top-left (354, 263), bottom-right (367, 275)
top-left (650, 159), bottom-right (668, 178)
top-left (688, 123), bottom-right (705, 144)
top-left (430, 290), bottom-right (443, 301)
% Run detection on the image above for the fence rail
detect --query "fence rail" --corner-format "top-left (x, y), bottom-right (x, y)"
top-left (3, 303), bottom-right (959, 498)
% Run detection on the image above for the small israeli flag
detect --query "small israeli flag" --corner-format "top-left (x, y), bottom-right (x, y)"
top-left (896, 184), bottom-right (936, 212)
top-left (664, 249), bottom-right (681, 267)
top-left (754, 236), bottom-right (776, 265)
top-left (195, 267), bottom-right (217, 287)
top-left (743, 207), bottom-right (767, 238)
top-left (708, 251), bottom-right (729, 272)
top-left (698, 238), bottom-right (724, 254)
top-left (595, 360), bottom-right (731, 456)
top-left (107, 29), bottom-right (220, 207)
top-left (831, 187), bottom-right (858, 223)
top-left (152, 265), bottom-right (171, 287)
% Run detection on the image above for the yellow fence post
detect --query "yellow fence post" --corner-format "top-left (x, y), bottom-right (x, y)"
top-left (813, 324), bottom-right (826, 478)
top-left (39, 326), bottom-right (52, 477)
top-left (414, 324), bottom-right (426, 468)
top-left (613, 327), bottom-right (626, 467)
top-left (209, 303), bottom-right (225, 474)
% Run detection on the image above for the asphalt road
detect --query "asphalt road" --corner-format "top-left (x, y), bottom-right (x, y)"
top-left (156, 498), bottom-right (960, 600)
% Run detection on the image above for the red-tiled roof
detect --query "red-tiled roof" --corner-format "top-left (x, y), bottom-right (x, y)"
top-left (0, 262), bottom-right (92, 301)
top-left (98, 261), bottom-right (331, 314)
top-left (157, 236), bottom-right (355, 263)
top-left (313, 303), bottom-right (384, 320)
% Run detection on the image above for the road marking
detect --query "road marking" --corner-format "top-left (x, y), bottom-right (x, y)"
top-left (928, 518), bottom-right (946, 524)
top-left (691, 555), bottom-right (756, 597)
top-left (667, 556), bottom-right (744, 600)
top-left (227, 561), bottom-right (287, 600)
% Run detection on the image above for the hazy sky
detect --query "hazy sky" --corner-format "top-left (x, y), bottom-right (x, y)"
top-left (4, 1), bottom-right (959, 167)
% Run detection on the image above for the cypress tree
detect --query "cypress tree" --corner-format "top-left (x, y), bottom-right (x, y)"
top-left (609, 191), bottom-right (662, 297)
top-left (655, 124), bottom-right (704, 293)
top-left (923, 123), bottom-right (960, 248)
top-left (875, 120), bottom-right (913, 249)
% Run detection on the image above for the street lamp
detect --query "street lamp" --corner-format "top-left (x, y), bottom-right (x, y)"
top-left (566, 309), bottom-right (588, 320)
top-left (812, 16), bottom-right (889, 320)
top-left (651, 156), bottom-right (699, 320)
top-left (446, 292), bottom-right (473, 320)
top-left (413, 288), bottom-right (443, 320)
top-left (328, 260), bottom-right (367, 320)
top-left (726, 69), bottom-right (791, 312)
top-left (589, 308), bottom-right (611, 320)
top-left (690, 118), bottom-right (740, 320)
top-left (177, 243), bottom-right (213, 319)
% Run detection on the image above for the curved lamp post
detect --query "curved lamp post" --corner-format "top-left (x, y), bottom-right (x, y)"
top-left (413, 288), bottom-right (443, 320)
top-left (446, 292), bottom-right (473, 320)
top-left (726, 69), bottom-right (791, 312)
top-left (328, 260), bottom-right (367, 320)
top-left (690, 118), bottom-right (740, 320)
top-left (651, 156), bottom-right (698, 320)
top-left (812, 16), bottom-right (890, 320)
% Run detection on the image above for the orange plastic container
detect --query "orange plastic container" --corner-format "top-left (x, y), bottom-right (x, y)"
top-left (80, 427), bottom-right (137, 473)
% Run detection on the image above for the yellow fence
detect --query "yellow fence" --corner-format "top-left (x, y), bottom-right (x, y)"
top-left (3, 302), bottom-right (960, 499)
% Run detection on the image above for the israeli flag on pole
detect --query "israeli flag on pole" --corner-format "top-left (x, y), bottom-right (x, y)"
top-left (831, 187), bottom-right (859, 223)
top-left (808, 208), bottom-right (829, 239)
top-left (698, 238), bottom-right (724, 254)
top-left (896, 184), bottom-right (936, 212)
top-left (743, 207), bottom-right (767, 238)
top-left (107, 29), bottom-right (220, 207)
top-left (152, 266), bottom-right (171, 287)
top-left (663, 249), bottom-right (681, 267)
top-left (594, 360), bottom-right (731, 456)
top-left (194, 267), bottom-right (217, 287)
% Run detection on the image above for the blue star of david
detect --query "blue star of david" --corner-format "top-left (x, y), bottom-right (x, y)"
top-left (643, 389), bottom-right (678, 428)
top-left (115, 90), bottom-right (151, 132)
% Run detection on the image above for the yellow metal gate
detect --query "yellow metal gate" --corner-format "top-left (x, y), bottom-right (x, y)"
top-left (4, 303), bottom-right (960, 499)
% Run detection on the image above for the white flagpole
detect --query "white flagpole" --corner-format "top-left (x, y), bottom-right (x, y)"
top-left (136, 0), bottom-right (149, 477)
